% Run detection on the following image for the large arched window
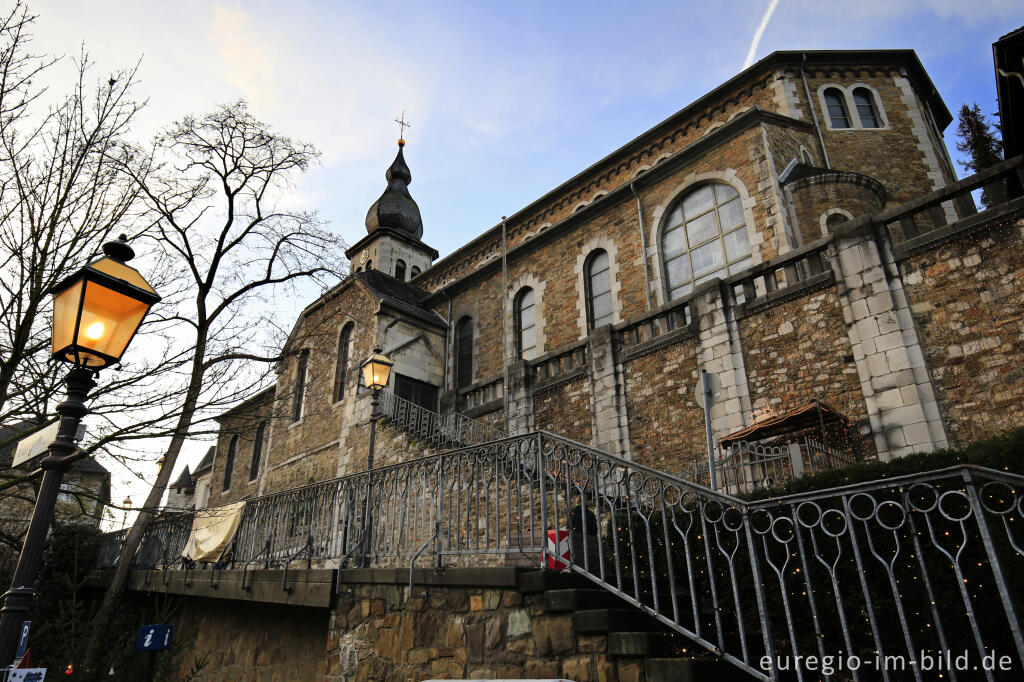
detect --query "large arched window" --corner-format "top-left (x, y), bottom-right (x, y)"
top-left (455, 317), bottom-right (473, 389)
top-left (514, 287), bottom-right (537, 360)
top-left (223, 435), bottom-right (238, 491)
top-left (852, 88), bottom-right (880, 128)
top-left (661, 183), bottom-right (751, 301)
top-left (394, 259), bottom-right (406, 281)
top-left (333, 323), bottom-right (354, 402)
top-left (249, 422), bottom-right (266, 481)
top-left (823, 88), bottom-right (850, 128)
top-left (585, 249), bottom-right (613, 331)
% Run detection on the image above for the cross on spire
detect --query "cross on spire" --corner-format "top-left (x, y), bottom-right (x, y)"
top-left (395, 110), bottom-right (411, 144)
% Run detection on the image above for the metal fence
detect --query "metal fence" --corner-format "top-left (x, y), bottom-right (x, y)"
top-left (684, 438), bottom-right (860, 495)
top-left (378, 388), bottom-right (505, 450)
top-left (100, 432), bottom-right (1024, 680)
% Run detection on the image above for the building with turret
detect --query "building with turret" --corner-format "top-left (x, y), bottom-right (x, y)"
top-left (200, 48), bottom-right (1024, 508)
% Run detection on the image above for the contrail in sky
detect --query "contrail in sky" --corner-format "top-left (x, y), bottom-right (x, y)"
top-left (744, 0), bottom-right (781, 69)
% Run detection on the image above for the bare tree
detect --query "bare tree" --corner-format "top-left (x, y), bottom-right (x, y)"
top-left (83, 100), bottom-right (345, 676)
top-left (0, 1), bottom-right (147, 443)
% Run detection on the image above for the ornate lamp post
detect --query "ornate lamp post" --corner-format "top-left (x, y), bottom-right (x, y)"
top-left (0, 236), bottom-right (159, 665)
top-left (357, 348), bottom-right (392, 566)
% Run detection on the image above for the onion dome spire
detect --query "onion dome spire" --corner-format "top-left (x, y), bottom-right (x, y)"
top-left (365, 138), bottom-right (423, 240)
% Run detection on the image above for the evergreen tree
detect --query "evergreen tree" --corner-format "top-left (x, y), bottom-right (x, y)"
top-left (955, 103), bottom-right (1004, 207)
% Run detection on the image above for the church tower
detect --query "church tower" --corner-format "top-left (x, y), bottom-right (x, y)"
top-left (345, 139), bottom-right (438, 281)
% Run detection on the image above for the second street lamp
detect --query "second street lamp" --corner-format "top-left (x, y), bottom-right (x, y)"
top-left (357, 348), bottom-right (392, 566)
top-left (0, 235), bottom-right (160, 665)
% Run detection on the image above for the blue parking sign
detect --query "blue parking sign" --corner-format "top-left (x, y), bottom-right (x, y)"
top-left (15, 620), bottom-right (30, 658)
top-left (136, 624), bottom-right (173, 651)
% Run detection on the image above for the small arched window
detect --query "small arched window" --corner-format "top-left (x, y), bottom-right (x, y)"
top-left (223, 435), bottom-right (238, 491)
top-left (333, 323), bottom-right (354, 402)
top-left (292, 350), bottom-right (308, 422)
top-left (585, 250), bottom-right (613, 331)
top-left (825, 213), bottom-right (850, 231)
top-left (249, 422), bottom-right (266, 481)
top-left (410, 266), bottom-right (421, 278)
top-left (395, 259), bottom-right (406, 281)
top-left (455, 317), bottom-right (473, 389)
top-left (366, 259), bottom-right (373, 271)
top-left (514, 288), bottom-right (537, 360)
top-left (355, 266), bottom-right (362, 273)
top-left (824, 88), bottom-right (850, 128)
top-left (661, 183), bottom-right (751, 301)
top-left (852, 88), bottom-right (880, 128)
top-left (801, 148), bottom-right (812, 164)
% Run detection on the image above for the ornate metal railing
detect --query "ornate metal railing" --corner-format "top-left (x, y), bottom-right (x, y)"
top-left (100, 432), bottom-right (1024, 680)
top-left (378, 388), bottom-right (504, 450)
top-left (683, 438), bottom-right (860, 495)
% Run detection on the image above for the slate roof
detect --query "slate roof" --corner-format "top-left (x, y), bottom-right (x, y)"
top-left (356, 269), bottom-right (447, 328)
top-left (194, 446), bottom-right (215, 475)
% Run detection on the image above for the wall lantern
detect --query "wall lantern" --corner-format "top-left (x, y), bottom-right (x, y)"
top-left (50, 235), bottom-right (161, 368)
top-left (360, 348), bottom-right (393, 392)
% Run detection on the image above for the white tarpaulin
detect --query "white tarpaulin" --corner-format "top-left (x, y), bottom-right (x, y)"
top-left (181, 501), bottom-right (246, 562)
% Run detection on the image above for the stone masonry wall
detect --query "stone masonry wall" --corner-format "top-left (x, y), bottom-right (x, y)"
top-left (533, 377), bottom-right (593, 445)
top-left (172, 598), bottom-right (329, 681)
top-left (622, 339), bottom-right (706, 476)
top-left (328, 580), bottom-right (625, 682)
top-left (739, 288), bottom-right (873, 452)
top-left (208, 391), bottom-right (275, 507)
top-left (900, 216), bottom-right (1024, 445)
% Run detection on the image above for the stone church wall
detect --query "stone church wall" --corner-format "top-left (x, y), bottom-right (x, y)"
top-left (900, 216), bottom-right (1024, 446)
top-left (532, 377), bottom-right (593, 445)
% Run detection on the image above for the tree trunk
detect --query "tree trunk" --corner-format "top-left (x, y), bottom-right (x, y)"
top-left (81, 332), bottom-right (207, 679)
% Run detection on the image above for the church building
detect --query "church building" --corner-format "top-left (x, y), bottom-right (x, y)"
top-left (197, 48), bottom-right (1023, 508)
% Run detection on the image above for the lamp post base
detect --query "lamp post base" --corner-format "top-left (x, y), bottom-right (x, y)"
top-left (0, 366), bottom-right (96, 665)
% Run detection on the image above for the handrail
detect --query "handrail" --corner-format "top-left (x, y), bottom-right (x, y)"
top-left (101, 431), bottom-right (1024, 681)
top-left (378, 388), bottom-right (505, 449)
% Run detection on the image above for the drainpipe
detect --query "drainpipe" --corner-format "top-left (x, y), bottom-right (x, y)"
top-left (800, 53), bottom-right (831, 169)
top-left (501, 216), bottom-right (511, 432)
top-left (630, 182), bottom-right (653, 312)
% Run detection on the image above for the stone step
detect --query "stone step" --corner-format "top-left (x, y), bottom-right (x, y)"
top-left (607, 631), bottom-right (682, 658)
top-left (544, 588), bottom-right (626, 612)
top-left (518, 569), bottom-right (591, 594)
top-left (573, 608), bottom-right (667, 634)
top-left (645, 656), bottom-right (757, 682)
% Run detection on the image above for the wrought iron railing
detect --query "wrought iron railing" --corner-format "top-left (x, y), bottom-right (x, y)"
top-left (100, 432), bottom-right (1024, 680)
top-left (683, 438), bottom-right (859, 495)
top-left (378, 388), bottom-right (504, 450)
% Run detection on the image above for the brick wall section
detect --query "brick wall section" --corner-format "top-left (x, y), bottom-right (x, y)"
top-left (900, 217), bottom-right (1024, 445)
top-left (533, 377), bottom-right (593, 445)
top-left (623, 340), bottom-right (706, 476)
top-left (739, 289), bottom-right (873, 449)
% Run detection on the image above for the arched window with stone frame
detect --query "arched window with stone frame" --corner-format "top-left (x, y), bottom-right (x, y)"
top-left (333, 323), bottom-right (354, 402)
top-left (514, 287), bottom-right (537, 360)
top-left (852, 87), bottom-right (880, 128)
top-left (292, 350), bottom-right (309, 422)
top-left (395, 259), bottom-right (406, 281)
top-left (455, 316), bottom-right (474, 389)
top-left (823, 88), bottom-right (850, 128)
top-left (660, 182), bottom-right (752, 302)
top-left (584, 249), bottom-right (614, 331)
top-left (223, 435), bottom-right (238, 491)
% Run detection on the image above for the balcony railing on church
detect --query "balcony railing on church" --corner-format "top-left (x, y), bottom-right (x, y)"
top-left (378, 388), bottom-right (504, 450)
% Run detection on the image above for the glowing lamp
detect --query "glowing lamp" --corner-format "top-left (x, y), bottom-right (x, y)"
top-left (50, 235), bottom-right (161, 368)
top-left (360, 348), bottom-right (393, 391)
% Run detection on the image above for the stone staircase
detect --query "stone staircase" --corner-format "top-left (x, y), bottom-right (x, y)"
top-left (520, 570), bottom-right (757, 682)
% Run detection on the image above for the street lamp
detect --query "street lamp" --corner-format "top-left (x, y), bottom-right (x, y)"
top-left (122, 496), bottom-right (132, 531)
top-left (357, 348), bottom-right (392, 566)
top-left (0, 235), bottom-right (159, 665)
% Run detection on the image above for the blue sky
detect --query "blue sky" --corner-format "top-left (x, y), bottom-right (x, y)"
top-left (32, 0), bottom-right (1020, 261)
top-left (27, 0), bottom-right (1021, 508)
